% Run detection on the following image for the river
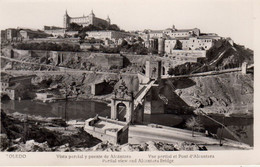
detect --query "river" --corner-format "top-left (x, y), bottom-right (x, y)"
top-left (1, 100), bottom-right (253, 146)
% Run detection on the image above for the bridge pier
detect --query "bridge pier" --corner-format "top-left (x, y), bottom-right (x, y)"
top-left (144, 86), bottom-right (165, 114)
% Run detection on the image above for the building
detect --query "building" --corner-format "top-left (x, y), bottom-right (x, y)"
top-left (19, 29), bottom-right (49, 40)
top-left (44, 26), bottom-right (66, 37)
top-left (84, 116), bottom-right (129, 145)
top-left (64, 10), bottom-right (110, 29)
top-left (0, 75), bottom-right (35, 100)
top-left (6, 28), bottom-right (18, 41)
top-left (165, 28), bottom-right (200, 38)
top-left (147, 26), bottom-right (200, 39)
top-left (86, 30), bottom-right (132, 40)
top-left (1, 30), bottom-right (6, 42)
top-left (165, 36), bottom-right (216, 54)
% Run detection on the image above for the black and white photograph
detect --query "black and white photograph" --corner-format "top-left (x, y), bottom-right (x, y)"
top-left (0, 0), bottom-right (258, 165)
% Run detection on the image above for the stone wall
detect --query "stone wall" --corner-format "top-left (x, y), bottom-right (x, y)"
top-left (165, 50), bottom-right (206, 58)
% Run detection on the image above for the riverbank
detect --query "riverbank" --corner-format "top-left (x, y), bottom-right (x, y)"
top-left (1, 111), bottom-right (252, 151)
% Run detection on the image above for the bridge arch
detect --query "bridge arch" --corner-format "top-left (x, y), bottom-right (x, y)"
top-left (1, 94), bottom-right (11, 101)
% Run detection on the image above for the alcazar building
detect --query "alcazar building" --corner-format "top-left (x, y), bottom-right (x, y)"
top-left (63, 10), bottom-right (111, 29)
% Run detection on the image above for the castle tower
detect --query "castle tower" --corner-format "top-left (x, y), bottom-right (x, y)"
top-left (89, 9), bottom-right (95, 17)
top-left (63, 10), bottom-right (70, 29)
top-left (106, 15), bottom-right (111, 25)
top-left (89, 9), bottom-right (95, 25)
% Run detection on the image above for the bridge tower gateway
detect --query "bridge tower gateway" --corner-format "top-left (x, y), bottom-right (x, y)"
top-left (110, 80), bottom-right (135, 123)
top-left (110, 60), bottom-right (166, 124)
top-left (144, 60), bottom-right (165, 114)
top-left (145, 60), bottom-right (162, 80)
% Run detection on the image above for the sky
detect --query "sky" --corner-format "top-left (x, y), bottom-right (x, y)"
top-left (0, 0), bottom-right (256, 49)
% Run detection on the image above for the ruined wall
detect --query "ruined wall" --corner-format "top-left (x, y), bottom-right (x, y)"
top-left (2, 49), bottom-right (31, 59)
top-left (31, 50), bottom-right (49, 58)
top-left (88, 53), bottom-right (123, 69)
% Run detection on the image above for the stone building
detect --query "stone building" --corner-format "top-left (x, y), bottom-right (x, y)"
top-left (19, 29), bottom-right (49, 40)
top-left (44, 26), bottom-right (66, 37)
top-left (5, 28), bottom-right (18, 41)
top-left (1, 30), bottom-right (6, 42)
top-left (0, 75), bottom-right (35, 100)
top-left (64, 10), bottom-right (110, 29)
top-left (86, 30), bottom-right (132, 40)
top-left (148, 26), bottom-right (200, 39)
top-left (164, 36), bottom-right (216, 54)
top-left (164, 28), bottom-right (200, 38)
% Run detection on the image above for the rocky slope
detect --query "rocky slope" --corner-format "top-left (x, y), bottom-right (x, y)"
top-left (163, 72), bottom-right (253, 116)
top-left (0, 110), bottom-right (102, 151)
top-left (0, 110), bottom-right (207, 152)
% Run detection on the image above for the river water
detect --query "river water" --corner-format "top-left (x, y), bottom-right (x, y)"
top-left (1, 100), bottom-right (253, 146)
top-left (1, 100), bottom-right (111, 120)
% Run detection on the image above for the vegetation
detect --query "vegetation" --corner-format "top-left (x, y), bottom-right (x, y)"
top-left (185, 116), bottom-right (204, 137)
top-left (13, 42), bottom-right (81, 52)
top-left (68, 23), bottom-right (122, 32)
top-left (120, 42), bottom-right (148, 55)
top-left (168, 62), bottom-right (202, 76)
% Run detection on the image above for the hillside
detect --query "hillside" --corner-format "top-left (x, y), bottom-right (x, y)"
top-left (162, 72), bottom-right (253, 116)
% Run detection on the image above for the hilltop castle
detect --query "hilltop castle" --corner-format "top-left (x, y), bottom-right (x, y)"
top-left (63, 10), bottom-right (110, 29)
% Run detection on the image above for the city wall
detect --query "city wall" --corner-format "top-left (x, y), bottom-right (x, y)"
top-left (2, 49), bottom-right (124, 69)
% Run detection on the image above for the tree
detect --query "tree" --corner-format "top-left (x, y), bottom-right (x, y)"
top-left (107, 24), bottom-right (121, 31)
top-left (185, 116), bottom-right (204, 137)
top-left (69, 23), bottom-right (82, 31)
top-left (78, 31), bottom-right (87, 40)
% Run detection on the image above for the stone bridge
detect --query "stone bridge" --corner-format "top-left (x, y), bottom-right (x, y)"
top-left (110, 59), bottom-right (254, 124)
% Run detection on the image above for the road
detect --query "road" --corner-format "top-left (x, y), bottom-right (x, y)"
top-left (128, 125), bottom-right (250, 149)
